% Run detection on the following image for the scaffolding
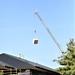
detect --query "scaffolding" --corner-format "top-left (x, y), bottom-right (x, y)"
top-left (0, 67), bottom-right (31, 75)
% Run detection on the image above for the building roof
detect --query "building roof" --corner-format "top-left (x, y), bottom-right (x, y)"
top-left (0, 53), bottom-right (60, 74)
top-left (0, 60), bottom-right (13, 67)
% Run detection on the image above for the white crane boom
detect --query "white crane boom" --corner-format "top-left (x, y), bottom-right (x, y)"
top-left (35, 11), bottom-right (64, 55)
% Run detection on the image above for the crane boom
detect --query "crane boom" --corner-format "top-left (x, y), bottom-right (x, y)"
top-left (35, 11), bottom-right (64, 54)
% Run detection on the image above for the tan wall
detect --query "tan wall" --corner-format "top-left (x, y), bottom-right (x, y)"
top-left (0, 70), bottom-right (3, 75)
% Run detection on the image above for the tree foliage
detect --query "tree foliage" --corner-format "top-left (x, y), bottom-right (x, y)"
top-left (56, 39), bottom-right (75, 75)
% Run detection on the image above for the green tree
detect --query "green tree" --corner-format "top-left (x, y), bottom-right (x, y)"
top-left (56, 39), bottom-right (75, 75)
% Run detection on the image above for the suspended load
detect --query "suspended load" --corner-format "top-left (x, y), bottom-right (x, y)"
top-left (33, 30), bottom-right (38, 44)
top-left (33, 38), bottom-right (38, 44)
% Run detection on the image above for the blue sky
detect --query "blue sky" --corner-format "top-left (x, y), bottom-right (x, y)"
top-left (0, 0), bottom-right (74, 68)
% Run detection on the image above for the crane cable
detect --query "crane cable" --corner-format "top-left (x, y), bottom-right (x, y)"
top-left (34, 14), bottom-right (37, 38)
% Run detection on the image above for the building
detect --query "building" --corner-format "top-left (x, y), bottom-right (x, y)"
top-left (0, 53), bottom-right (61, 75)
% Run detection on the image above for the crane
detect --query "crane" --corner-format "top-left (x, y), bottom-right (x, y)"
top-left (35, 11), bottom-right (65, 56)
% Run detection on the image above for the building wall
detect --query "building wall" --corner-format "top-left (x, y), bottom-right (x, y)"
top-left (0, 70), bottom-right (4, 75)
top-left (31, 70), bottom-right (51, 75)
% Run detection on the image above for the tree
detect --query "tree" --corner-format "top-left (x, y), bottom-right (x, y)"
top-left (56, 39), bottom-right (75, 75)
